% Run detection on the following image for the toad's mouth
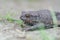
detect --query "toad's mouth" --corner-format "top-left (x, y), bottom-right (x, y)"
top-left (24, 19), bottom-right (38, 26)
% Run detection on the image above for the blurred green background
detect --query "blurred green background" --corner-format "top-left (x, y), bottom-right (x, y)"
top-left (0, 0), bottom-right (60, 19)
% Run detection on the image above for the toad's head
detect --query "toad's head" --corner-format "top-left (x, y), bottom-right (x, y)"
top-left (20, 13), bottom-right (38, 26)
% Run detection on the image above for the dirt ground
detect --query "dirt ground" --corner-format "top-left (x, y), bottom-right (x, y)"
top-left (0, 20), bottom-right (60, 40)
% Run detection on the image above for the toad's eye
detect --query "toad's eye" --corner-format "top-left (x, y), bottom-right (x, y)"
top-left (25, 14), bottom-right (31, 18)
